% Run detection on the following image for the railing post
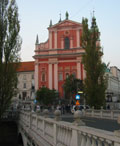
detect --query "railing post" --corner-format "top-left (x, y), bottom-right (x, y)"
top-left (92, 106), bottom-right (94, 117)
top-left (100, 106), bottom-right (103, 118)
top-left (111, 110), bottom-right (114, 119)
top-left (54, 110), bottom-right (61, 121)
top-left (73, 110), bottom-right (85, 126)
top-left (30, 112), bottom-right (33, 129)
top-left (43, 109), bottom-right (49, 118)
top-left (114, 115), bottom-right (120, 137)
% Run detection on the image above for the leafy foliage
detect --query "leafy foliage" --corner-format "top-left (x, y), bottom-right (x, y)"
top-left (36, 87), bottom-right (58, 105)
top-left (82, 17), bottom-right (107, 109)
top-left (0, 0), bottom-right (21, 118)
top-left (63, 74), bottom-right (83, 103)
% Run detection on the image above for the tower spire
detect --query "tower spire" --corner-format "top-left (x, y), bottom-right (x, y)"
top-left (49, 20), bottom-right (52, 27)
top-left (35, 34), bottom-right (39, 45)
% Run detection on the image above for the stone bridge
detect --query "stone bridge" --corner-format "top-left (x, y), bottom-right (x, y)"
top-left (17, 109), bottom-right (120, 146)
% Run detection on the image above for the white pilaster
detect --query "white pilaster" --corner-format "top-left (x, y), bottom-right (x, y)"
top-left (35, 63), bottom-right (38, 90)
top-left (54, 63), bottom-right (58, 90)
top-left (83, 65), bottom-right (86, 79)
top-left (54, 31), bottom-right (57, 49)
top-left (70, 37), bottom-right (73, 48)
top-left (77, 62), bottom-right (81, 79)
top-left (49, 31), bottom-right (52, 49)
top-left (77, 29), bottom-right (80, 48)
top-left (48, 63), bottom-right (52, 89)
top-left (61, 37), bottom-right (64, 49)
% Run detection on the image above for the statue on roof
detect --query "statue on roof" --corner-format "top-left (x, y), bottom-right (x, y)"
top-left (65, 11), bottom-right (69, 20)
top-left (59, 13), bottom-right (62, 23)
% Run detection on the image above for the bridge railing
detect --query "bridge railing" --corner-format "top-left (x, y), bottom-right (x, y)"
top-left (83, 107), bottom-right (120, 120)
top-left (18, 110), bottom-right (120, 146)
top-left (1, 110), bottom-right (18, 120)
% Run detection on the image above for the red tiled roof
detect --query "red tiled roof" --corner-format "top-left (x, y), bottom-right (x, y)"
top-left (17, 61), bottom-right (34, 72)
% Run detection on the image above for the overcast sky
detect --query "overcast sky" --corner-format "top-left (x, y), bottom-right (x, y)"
top-left (17, 0), bottom-right (120, 68)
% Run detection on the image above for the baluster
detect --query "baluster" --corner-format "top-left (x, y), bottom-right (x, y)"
top-left (105, 140), bottom-right (112, 146)
top-left (98, 137), bottom-right (104, 146)
top-left (57, 126), bottom-right (60, 142)
top-left (104, 142), bottom-right (109, 146)
top-left (86, 134), bottom-right (91, 146)
top-left (91, 136), bottom-right (98, 146)
top-left (81, 133), bottom-right (86, 146)
top-left (58, 126), bottom-right (62, 142)
top-left (61, 127), bottom-right (65, 144)
top-left (78, 131), bottom-right (82, 145)
top-left (64, 128), bottom-right (68, 145)
top-left (67, 129), bottom-right (72, 145)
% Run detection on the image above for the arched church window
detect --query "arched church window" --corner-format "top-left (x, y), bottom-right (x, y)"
top-left (64, 37), bottom-right (70, 49)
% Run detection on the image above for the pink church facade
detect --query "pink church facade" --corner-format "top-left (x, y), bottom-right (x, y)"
top-left (33, 16), bottom-right (85, 97)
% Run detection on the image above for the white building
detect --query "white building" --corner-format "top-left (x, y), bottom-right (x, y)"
top-left (12, 62), bottom-right (35, 108)
top-left (105, 66), bottom-right (120, 109)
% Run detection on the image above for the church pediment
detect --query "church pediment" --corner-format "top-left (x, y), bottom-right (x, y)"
top-left (48, 20), bottom-right (82, 29)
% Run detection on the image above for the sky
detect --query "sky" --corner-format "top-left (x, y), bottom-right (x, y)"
top-left (17, 0), bottom-right (120, 68)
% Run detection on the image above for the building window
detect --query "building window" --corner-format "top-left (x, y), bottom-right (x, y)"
top-left (32, 74), bottom-right (34, 79)
top-left (23, 75), bottom-right (26, 80)
top-left (41, 72), bottom-right (45, 82)
top-left (64, 37), bottom-right (70, 49)
top-left (22, 92), bottom-right (27, 100)
top-left (59, 73), bottom-right (63, 81)
top-left (66, 73), bottom-right (69, 79)
top-left (23, 83), bottom-right (26, 88)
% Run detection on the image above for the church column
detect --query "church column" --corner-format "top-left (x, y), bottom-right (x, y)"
top-left (77, 62), bottom-right (81, 79)
top-left (77, 29), bottom-right (80, 48)
top-left (54, 63), bottom-right (58, 90)
top-left (54, 31), bottom-right (57, 49)
top-left (49, 31), bottom-right (52, 49)
top-left (48, 63), bottom-right (52, 89)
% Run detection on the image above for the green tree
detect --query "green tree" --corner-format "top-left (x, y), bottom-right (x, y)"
top-left (82, 16), bottom-right (107, 109)
top-left (0, 0), bottom-right (21, 118)
top-left (63, 74), bottom-right (83, 103)
top-left (36, 87), bottom-right (57, 106)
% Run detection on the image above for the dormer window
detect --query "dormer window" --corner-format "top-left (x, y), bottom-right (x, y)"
top-left (64, 37), bottom-right (70, 49)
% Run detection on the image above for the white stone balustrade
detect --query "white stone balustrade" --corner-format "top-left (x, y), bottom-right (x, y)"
top-left (84, 109), bottom-right (120, 120)
top-left (18, 110), bottom-right (120, 146)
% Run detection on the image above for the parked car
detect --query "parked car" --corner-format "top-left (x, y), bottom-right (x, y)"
top-left (71, 105), bottom-right (90, 114)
